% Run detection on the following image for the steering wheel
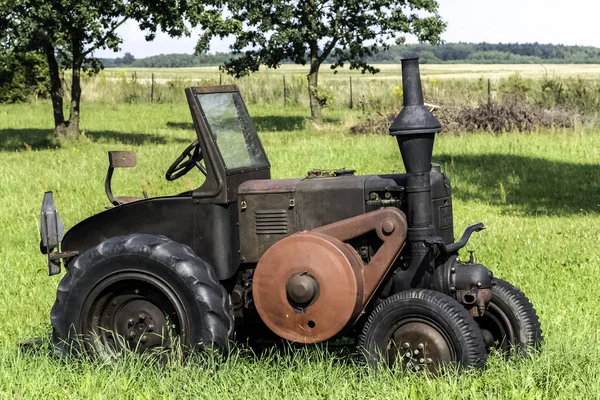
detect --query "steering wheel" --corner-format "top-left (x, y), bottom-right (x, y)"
top-left (165, 140), bottom-right (207, 181)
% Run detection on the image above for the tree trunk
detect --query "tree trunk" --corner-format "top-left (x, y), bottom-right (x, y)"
top-left (44, 42), bottom-right (68, 138)
top-left (66, 65), bottom-right (82, 139)
top-left (307, 44), bottom-right (322, 124)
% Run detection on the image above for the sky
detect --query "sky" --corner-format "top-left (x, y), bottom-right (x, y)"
top-left (94, 0), bottom-right (600, 59)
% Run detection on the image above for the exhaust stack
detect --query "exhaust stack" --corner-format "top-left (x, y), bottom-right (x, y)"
top-left (390, 58), bottom-right (442, 288)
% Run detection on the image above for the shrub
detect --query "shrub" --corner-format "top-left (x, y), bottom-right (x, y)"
top-left (349, 100), bottom-right (577, 135)
top-left (0, 51), bottom-right (50, 103)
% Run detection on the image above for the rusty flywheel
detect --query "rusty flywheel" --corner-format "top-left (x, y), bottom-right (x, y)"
top-left (253, 208), bottom-right (408, 344)
top-left (253, 232), bottom-right (365, 343)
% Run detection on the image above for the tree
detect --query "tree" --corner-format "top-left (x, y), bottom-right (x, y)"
top-left (197, 0), bottom-right (446, 123)
top-left (0, 0), bottom-right (206, 139)
top-left (0, 50), bottom-right (50, 103)
top-left (121, 52), bottom-right (136, 65)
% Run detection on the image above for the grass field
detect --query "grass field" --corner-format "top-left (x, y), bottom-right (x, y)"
top-left (1, 98), bottom-right (600, 398)
top-left (103, 64), bottom-right (600, 81)
top-left (69, 63), bottom-right (600, 118)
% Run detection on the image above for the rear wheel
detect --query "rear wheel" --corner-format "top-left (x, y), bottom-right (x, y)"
top-left (475, 278), bottom-right (542, 354)
top-left (50, 234), bottom-right (234, 358)
top-left (359, 289), bottom-right (487, 372)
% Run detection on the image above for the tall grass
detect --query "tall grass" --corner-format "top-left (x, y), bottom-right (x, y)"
top-left (66, 67), bottom-right (600, 122)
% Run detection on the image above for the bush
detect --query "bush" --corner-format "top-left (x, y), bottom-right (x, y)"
top-left (0, 51), bottom-right (50, 103)
top-left (349, 100), bottom-right (577, 135)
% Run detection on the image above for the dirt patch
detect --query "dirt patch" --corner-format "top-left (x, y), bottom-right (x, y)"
top-left (349, 100), bottom-right (578, 135)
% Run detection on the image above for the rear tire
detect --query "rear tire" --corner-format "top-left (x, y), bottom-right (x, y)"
top-left (475, 278), bottom-right (542, 354)
top-left (359, 289), bottom-right (487, 372)
top-left (50, 234), bottom-right (234, 358)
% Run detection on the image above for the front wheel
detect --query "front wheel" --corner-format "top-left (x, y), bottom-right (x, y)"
top-left (475, 278), bottom-right (542, 354)
top-left (50, 234), bottom-right (234, 358)
top-left (359, 289), bottom-right (487, 372)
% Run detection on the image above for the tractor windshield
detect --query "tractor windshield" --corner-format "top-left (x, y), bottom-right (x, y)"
top-left (196, 92), bottom-right (268, 171)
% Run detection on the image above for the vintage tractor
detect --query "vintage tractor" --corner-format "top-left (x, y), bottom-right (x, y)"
top-left (39, 59), bottom-right (542, 370)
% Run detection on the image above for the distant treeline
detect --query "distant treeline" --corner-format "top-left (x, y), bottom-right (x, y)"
top-left (99, 52), bottom-right (232, 68)
top-left (100, 42), bottom-right (600, 69)
top-left (375, 42), bottom-right (600, 64)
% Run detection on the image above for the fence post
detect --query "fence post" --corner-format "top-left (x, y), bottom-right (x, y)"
top-left (349, 77), bottom-right (353, 109)
top-left (488, 78), bottom-right (491, 105)
top-left (219, 73), bottom-right (222, 85)
top-left (283, 76), bottom-right (287, 107)
top-left (151, 73), bottom-right (155, 103)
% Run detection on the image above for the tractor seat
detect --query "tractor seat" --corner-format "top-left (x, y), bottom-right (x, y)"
top-left (105, 151), bottom-right (148, 206)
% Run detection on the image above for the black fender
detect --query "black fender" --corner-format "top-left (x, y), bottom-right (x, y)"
top-left (61, 195), bottom-right (240, 280)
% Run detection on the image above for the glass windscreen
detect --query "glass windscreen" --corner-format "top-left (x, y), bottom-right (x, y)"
top-left (196, 92), bottom-right (268, 170)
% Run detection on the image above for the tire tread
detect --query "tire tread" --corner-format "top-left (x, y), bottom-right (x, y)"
top-left (358, 289), bottom-right (487, 369)
top-left (51, 234), bottom-right (233, 358)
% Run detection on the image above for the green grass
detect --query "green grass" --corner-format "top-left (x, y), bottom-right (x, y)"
top-left (103, 64), bottom-right (600, 80)
top-left (1, 102), bottom-right (600, 398)
top-left (72, 63), bottom-right (600, 118)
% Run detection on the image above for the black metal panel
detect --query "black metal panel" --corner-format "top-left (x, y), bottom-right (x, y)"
top-left (430, 168), bottom-right (454, 245)
top-left (227, 168), bottom-right (271, 203)
top-left (238, 191), bottom-right (297, 263)
top-left (295, 175), bottom-right (368, 231)
top-left (61, 196), bottom-right (239, 280)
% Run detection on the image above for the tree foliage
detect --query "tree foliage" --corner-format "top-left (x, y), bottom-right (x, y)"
top-left (0, 0), bottom-right (206, 139)
top-left (0, 50), bottom-right (50, 103)
top-left (197, 0), bottom-right (445, 122)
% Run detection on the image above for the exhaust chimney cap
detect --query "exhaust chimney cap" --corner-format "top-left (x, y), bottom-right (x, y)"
top-left (389, 58), bottom-right (442, 136)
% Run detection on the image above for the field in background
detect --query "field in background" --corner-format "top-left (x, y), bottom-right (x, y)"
top-left (0, 100), bottom-right (599, 397)
top-left (102, 64), bottom-right (600, 80)
top-left (60, 64), bottom-right (600, 120)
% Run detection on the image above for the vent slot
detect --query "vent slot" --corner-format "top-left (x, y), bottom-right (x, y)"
top-left (255, 210), bottom-right (288, 235)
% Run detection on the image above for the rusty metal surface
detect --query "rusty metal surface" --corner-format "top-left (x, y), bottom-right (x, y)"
top-left (238, 178), bottom-right (302, 195)
top-left (313, 207), bottom-right (408, 305)
top-left (253, 208), bottom-right (408, 343)
top-left (306, 169), bottom-right (356, 178)
top-left (108, 151), bottom-right (136, 168)
top-left (389, 318), bottom-right (453, 372)
top-left (191, 85), bottom-right (239, 94)
top-left (253, 232), bottom-right (364, 343)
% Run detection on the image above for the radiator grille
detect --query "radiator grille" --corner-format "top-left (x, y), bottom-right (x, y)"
top-left (255, 210), bottom-right (288, 235)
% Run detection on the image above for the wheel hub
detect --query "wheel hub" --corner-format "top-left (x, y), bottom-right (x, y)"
top-left (475, 302), bottom-right (515, 352)
top-left (387, 318), bottom-right (454, 371)
top-left (81, 273), bottom-right (187, 355)
top-left (286, 273), bottom-right (319, 307)
top-left (110, 298), bottom-right (169, 351)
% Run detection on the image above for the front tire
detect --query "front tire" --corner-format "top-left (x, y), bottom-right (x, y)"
top-left (50, 234), bottom-right (234, 358)
top-left (475, 278), bottom-right (542, 354)
top-left (359, 289), bottom-right (487, 372)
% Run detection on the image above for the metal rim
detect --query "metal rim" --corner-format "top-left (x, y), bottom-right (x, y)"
top-left (382, 315), bottom-right (456, 372)
top-left (476, 302), bottom-right (516, 351)
top-left (80, 272), bottom-right (190, 356)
